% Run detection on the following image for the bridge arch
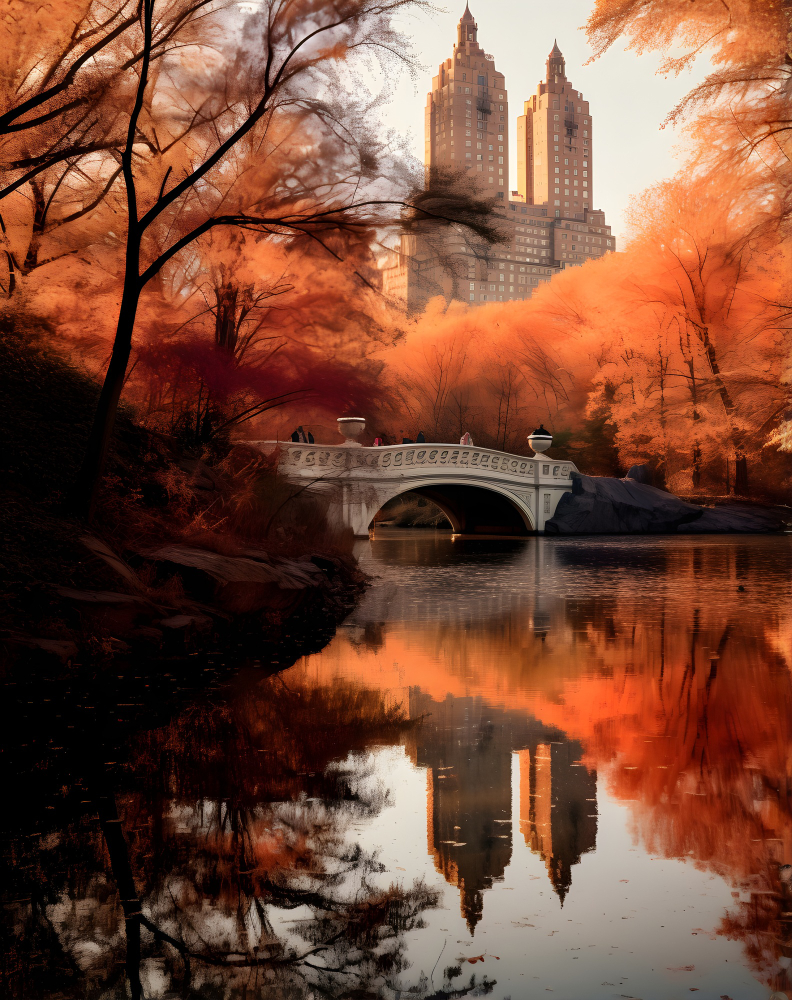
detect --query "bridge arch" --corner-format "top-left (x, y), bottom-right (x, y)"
top-left (368, 479), bottom-right (536, 535)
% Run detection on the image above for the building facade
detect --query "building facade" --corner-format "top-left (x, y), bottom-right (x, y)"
top-left (382, 7), bottom-right (615, 311)
top-left (516, 42), bottom-right (594, 212)
top-left (424, 4), bottom-right (510, 198)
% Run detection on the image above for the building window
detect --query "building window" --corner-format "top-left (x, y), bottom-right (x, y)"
top-left (469, 282), bottom-right (475, 289)
top-left (478, 75), bottom-right (485, 85)
top-left (553, 114), bottom-right (559, 120)
top-left (465, 140), bottom-right (471, 146)
top-left (583, 130), bottom-right (588, 137)
top-left (543, 493), bottom-right (551, 513)
top-left (465, 87), bottom-right (470, 93)
top-left (498, 156), bottom-right (503, 164)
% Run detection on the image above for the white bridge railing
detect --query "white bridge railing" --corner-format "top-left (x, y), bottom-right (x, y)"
top-left (251, 441), bottom-right (574, 483)
top-left (246, 441), bottom-right (577, 535)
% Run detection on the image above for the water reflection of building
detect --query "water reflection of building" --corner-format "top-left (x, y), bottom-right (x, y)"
top-left (518, 742), bottom-right (597, 904)
top-left (406, 690), bottom-right (597, 930)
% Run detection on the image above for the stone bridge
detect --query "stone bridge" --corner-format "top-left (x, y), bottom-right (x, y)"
top-left (249, 440), bottom-right (578, 536)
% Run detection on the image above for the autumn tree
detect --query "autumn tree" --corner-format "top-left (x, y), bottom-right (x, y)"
top-left (586, 0), bottom-right (792, 473)
top-left (127, 225), bottom-right (396, 449)
top-left (586, 0), bottom-right (792, 168)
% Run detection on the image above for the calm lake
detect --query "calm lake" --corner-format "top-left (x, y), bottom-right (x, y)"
top-left (4, 533), bottom-right (792, 1000)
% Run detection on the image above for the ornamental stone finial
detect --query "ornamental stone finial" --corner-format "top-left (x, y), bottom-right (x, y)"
top-left (528, 425), bottom-right (553, 454)
top-left (337, 416), bottom-right (366, 446)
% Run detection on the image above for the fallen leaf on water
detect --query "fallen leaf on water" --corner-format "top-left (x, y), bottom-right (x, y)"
top-left (667, 965), bottom-right (695, 972)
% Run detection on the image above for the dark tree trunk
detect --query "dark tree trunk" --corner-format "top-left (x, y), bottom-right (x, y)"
top-left (67, 267), bottom-right (141, 519)
top-left (735, 453), bottom-right (748, 494)
top-left (96, 790), bottom-right (142, 1000)
top-left (23, 177), bottom-right (46, 273)
top-left (214, 282), bottom-right (239, 353)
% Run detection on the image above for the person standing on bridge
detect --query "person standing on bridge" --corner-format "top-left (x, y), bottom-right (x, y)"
top-left (460, 432), bottom-right (474, 446)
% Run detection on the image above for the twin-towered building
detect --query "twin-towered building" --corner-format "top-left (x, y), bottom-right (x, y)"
top-left (383, 5), bottom-right (616, 309)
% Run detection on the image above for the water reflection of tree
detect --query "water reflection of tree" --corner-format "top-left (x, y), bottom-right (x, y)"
top-left (332, 537), bottom-right (792, 991)
top-left (542, 580), bottom-right (792, 994)
top-left (3, 674), bottom-right (441, 999)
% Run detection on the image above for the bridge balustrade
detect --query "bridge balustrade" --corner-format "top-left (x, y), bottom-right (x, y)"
top-left (246, 441), bottom-right (578, 535)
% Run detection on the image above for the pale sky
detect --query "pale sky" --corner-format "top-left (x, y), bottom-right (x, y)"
top-left (386, 0), bottom-right (711, 243)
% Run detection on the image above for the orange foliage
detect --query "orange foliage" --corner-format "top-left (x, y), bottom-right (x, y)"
top-left (373, 173), bottom-right (789, 493)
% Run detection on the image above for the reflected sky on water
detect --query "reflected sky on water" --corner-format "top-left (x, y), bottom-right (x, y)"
top-left (3, 533), bottom-right (792, 999)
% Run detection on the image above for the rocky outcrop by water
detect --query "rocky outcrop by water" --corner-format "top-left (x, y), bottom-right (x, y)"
top-left (4, 534), bottom-right (363, 664)
top-left (545, 473), bottom-right (787, 535)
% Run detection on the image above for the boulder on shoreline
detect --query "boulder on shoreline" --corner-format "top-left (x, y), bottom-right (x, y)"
top-left (545, 473), bottom-right (786, 535)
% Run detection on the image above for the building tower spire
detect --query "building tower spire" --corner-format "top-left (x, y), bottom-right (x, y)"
top-left (546, 40), bottom-right (565, 82)
top-left (457, 3), bottom-right (477, 45)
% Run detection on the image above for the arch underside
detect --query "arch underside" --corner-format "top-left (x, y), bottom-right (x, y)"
top-left (371, 481), bottom-right (535, 536)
